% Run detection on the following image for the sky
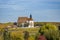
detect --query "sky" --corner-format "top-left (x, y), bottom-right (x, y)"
top-left (0, 0), bottom-right (60, 23)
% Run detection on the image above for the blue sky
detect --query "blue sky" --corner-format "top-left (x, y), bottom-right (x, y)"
top-left (0, 0), bottom-right (60, 23)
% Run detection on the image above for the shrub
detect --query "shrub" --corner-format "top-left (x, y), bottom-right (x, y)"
top-left (38, 24), bottom-right (60, 40)
top-left (39, 23), bottom-right (58, 33)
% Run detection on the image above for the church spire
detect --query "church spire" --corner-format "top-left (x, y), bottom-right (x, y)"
top-left (30, 14), bottom-right (32, 19)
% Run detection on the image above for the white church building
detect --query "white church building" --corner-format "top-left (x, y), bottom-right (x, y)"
top-left (17, 14), bottom-right (34, 28)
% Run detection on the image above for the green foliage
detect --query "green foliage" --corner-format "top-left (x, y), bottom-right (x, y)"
top-left (35, 33), bottom-right (40, 40)
top-left (0, 22), bottom-right (60, 40)
top-left (44, 30), bottom-right (60, 40)
top-left (0, 27), bottom-right (39, 40)
top-left (10, 35), bottom-right (22, 40)
top-left (3, 28), bottom-right (11, 40)
top-left (39, 23), bottom-right (60, 40)
top-left (39, 23), bottom-right (58, 33)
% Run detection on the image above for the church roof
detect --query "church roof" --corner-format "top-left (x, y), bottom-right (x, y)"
top-left (17, 17), bottom-right (33, 23)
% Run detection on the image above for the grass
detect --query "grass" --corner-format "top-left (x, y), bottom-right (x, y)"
top-left (0, 27), bottom-right (40, 40)
top-left (0, 22), bottom-right (60, 40)
top-left (9, 27), bottom-right (40, 40)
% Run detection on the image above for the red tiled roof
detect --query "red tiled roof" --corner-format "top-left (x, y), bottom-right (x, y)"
top-left (17, 17), bottom-right (33, 24)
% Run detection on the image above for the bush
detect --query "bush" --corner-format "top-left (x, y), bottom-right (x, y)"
top-left (39, 23), bottom-right (58, 33)
top-left (38, 24), bottom-right (60, 40)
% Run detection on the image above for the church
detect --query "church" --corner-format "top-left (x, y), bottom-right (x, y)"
top-left (17, 14), bottom-right (34, 28)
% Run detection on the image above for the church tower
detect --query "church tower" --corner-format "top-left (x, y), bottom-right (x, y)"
top-left (30, 14), bottom-right (32, 19)
top-left (28, 14), bottom-right (34, 28)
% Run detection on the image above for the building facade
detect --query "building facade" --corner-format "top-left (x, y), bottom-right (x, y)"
top-left (17, 14), bottom-right (34, 28)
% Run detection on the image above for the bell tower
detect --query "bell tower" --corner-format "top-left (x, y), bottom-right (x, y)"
top-left (30, 14), bottom-right (32, 19)
top-left (28, 14), bottom-right (34, 28)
